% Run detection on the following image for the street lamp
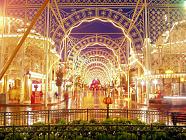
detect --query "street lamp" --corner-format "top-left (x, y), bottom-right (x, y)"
top-left (103, 96), bottom-right (113, 119)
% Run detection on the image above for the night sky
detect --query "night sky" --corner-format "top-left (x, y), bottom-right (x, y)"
top-left (71, 20), bottom-right (124, 39)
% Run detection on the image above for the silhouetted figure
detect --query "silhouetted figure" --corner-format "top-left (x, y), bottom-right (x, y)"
top-left (171, 112), bottom-right (177, 126)
top-left (54, 92), bottom-right (58, 99)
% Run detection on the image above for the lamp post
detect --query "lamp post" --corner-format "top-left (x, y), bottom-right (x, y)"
top-left (103, 96), bottom-right (113, 119)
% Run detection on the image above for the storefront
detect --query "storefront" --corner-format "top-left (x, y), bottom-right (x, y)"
top-left (0, 16), bottom-right (60, 104)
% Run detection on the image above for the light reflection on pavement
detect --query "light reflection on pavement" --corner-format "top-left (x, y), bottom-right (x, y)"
top-left (0, 90), bottom-right (185, 126)
top-left (0, 90), bottom-right (186, 114)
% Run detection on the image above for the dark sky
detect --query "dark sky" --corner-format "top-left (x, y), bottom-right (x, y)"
top-left (71, 20), bottom-right (123, 38)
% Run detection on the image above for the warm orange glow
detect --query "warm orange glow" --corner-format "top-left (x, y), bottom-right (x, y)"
top-left (103, 97), bottom-right (113, 104)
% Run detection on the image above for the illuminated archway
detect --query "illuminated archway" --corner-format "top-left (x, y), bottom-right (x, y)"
top-left (81, 52), bottom-right (118, 67)
top-left (67, 35), bottom-right (127, 64)
top-left (83, 56), bottom-right (116, 68)
top-left (84, 66), bottom-right (110, 85)
top-left (84, 62), bottom-right (112, 76)
top-left (52, 8), bottom-right (143, 84)
top-left (52, 8), bottom-right (143, 52)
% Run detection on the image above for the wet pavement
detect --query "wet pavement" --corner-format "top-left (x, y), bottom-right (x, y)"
top-left (0, 90), bottom-right (185, 126)
top-left (0, 89), bottom-right (186, 114)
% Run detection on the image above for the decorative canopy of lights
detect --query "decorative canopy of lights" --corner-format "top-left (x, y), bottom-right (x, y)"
top-left (1, 0), bottom-right (186, 88)
top-left (0, 16), bottom-right (55, 46)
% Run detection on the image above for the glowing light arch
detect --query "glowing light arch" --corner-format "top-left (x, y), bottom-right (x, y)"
top-left (52, 8), bottom-right (143, 81)
top-left (84, 66), bottom-right (110, 84)
top-left (57, 15), bottom-right (136, 66)
top-left (86, 71), bottom-right (108, 85)
top-left (82, 61), bottom-right (116, 84)
top-left (68, 35), bottom-right (127, 62)
top-left (82, 55), bottom-right (113, 64)
top-left (82, 62), bottom-right (112, 78)
top-left (74, 41), bottom-right (130, 79)
top-left (80, 58), bottom-right (114, 74)
top-left (67, 35), bottom-right (127, 64)
top-left (84, 55), bottom-right (115, 69)
top-left (81, 51), bottom-right (118, 67)
top-left (53, 8), bottom-right (143, 52)
top-left (75, 48), bottom-right (128, 80)
top-left (85, 66), bottom-right (109, 78)
top-left (72, 42), bottom-right (121, 72)
top-left (72, 55), bottom-right (113, 71)
top-left (79, 55), bottom-right (118, 82)
top-left (83, 61), bottom-right (112, 74)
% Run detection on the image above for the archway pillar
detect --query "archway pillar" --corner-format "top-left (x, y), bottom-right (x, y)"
top-left (3, 75), bottom-right (8, 93)
top-left (64, 37), bottom-right (68, 62)
top-left (23, 74), bottom-right (31, 103)
top-left (144, 38), bottom-right (152, 106)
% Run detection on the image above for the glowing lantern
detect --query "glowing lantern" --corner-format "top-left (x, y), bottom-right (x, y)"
top-left (103, 97), bottom-right (113, 104)
top-left (103, 96), bottom-right (113, 119)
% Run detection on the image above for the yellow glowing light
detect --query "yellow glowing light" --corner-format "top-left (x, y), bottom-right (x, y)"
top-left (70, 40), bottom-right (124, 82)
top-left (69, 40), bottom-right (120, 66)
top-left (85, 66), bottom-right (110, 78)
top-left (152, 79), bottom-right (158, 85)
top-left (0, 33), bottom-right (55, 46)
top-left (8, 79), bottom-right (14, 83)
top-left (75, 43), bottom-right (122, 77)
top-left (81, 54), bottom-right (121, 79)
top-left (29, 71), bottom-right (46, 79)
top-left (0, 17), bottom-right (5, 32)
top-left (165, 69), bottom-right (174, 74)
top-left (128, 52), bottom-right (146, 72)
top-left (28, 79), bottom-right (32, 86)
top-left (142, 73), bottom-right (186, 79)
top-left (0, 16), bottom-right (26, 33)
top-left (82, 59), bottom-right (112, 72)
top-left (84, 68), bottom-right (109, 84)
top-left (164, 96), bottom-right (186, 99)
top-left (141, 80), bottom-right (145, 86)
top-left (180, 77), bottom-right (185, 82)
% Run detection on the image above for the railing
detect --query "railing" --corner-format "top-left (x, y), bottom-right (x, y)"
top-left (0, 109), bottom-right (172, 126)
top-left (0, 124), bottom-right (186, 140)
